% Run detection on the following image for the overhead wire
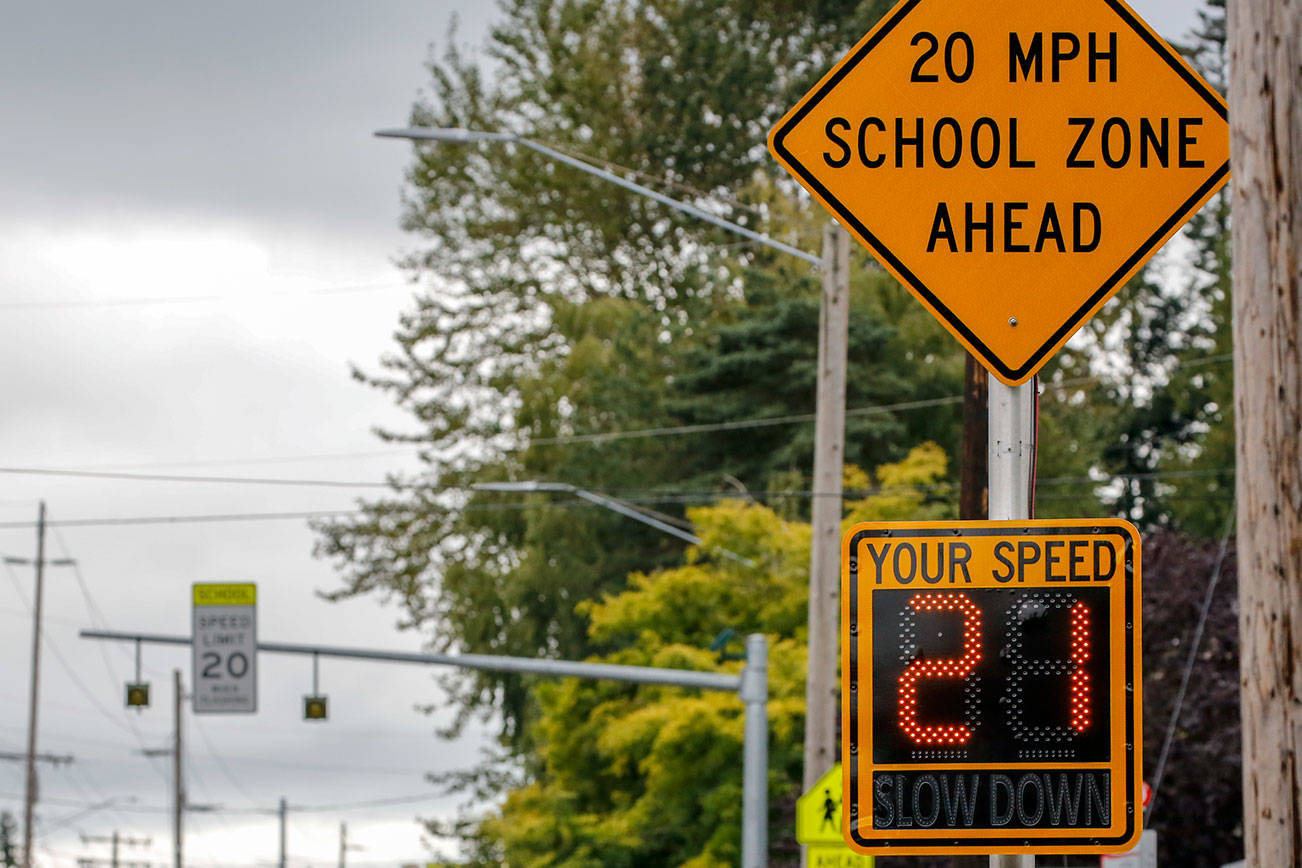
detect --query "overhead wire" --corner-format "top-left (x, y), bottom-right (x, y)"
top-left (0, 281), bottom-right (411, 312)
top-left (0, 467), bottom-right (389, 489)
top-left (0, 355), bottom-right (1234, 484)
top-left (188, 717), bottom-right (266, 808)
top-left (0, 561), bottom-right (143, 741)
top-left (45, 524), bottom-right (172, 786)
top-left (1146, 510), bottom-right (1237, 822)
top-left (0, 466), bottom-right (1237, 532)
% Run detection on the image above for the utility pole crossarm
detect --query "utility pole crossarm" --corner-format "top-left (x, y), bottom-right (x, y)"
top-left (0, 751), bottom-right (73, 766)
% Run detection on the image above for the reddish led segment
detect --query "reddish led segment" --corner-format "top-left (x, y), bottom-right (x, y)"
top-left (1070, 600), bottom-right (1091, 733)
top-left (898, 592), bottom-right (982, 745)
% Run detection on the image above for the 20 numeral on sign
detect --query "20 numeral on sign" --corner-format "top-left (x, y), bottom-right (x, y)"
top-left (199, 651), bottom-right (251, 680)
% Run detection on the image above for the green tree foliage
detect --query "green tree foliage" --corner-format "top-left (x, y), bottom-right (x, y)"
top-left (451, 446), bottom-right (948, 867)
top-left (1033, 0), bottom-right (1231, 535)
top-left (313, 0), bottom-right (968, 751)
top-left (0, 811), bottom-right (17, 868)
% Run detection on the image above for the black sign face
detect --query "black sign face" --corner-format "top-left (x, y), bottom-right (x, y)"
top-left (870, 586), bottom-right (1112, 766)
top-left (841, 520), bottom-right (1143, 856)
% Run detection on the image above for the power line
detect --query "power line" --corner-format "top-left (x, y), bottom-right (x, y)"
top-left (1147, 511), bottom-right (1237, 823)
top-left (0, 282), bottom-right (411, 312)
top-left (0, 561), bottom-right (141, 740)
top-left (47, 527), bottom-right (172, 786)
top-left (0, 510), bottom-right (360, 530)
top-left (0, 467), bottom-right (389, 490)
top-left (525, 394), bottom-right (966, 446)
top-left (0, 466), bottom-right (1238, 531)
top-left (188, 720), bottom-right (261, 807)
top-left (1, 354), bottom-right (1234, 484)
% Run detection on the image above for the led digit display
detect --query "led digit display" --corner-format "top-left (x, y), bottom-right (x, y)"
top-left (841, 520), bottom-right (1142, 857)
top-left (896, 591), bottom-right (982, 746)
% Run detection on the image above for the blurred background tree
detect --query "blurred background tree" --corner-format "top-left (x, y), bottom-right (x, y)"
top-left (315, 0), bottom-right (1240, 863)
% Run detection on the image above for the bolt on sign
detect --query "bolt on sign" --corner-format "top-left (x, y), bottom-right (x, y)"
top-left (768, 0), bottom-right (1229, 385)
top-left (840, 520), bottom-right (1142, 855)
top-left (192, 583), bottom-right (257, 714)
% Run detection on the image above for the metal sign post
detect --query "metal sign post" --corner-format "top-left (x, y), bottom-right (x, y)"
top-left (988, 380), bottom-right (1035, 868)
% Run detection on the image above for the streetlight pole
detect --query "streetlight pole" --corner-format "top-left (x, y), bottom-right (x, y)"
top-left (378, 127), bottom-right (849, 809)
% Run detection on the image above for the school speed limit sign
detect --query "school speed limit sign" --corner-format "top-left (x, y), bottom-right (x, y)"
top-left (192, 583), bottom-right (257, 713)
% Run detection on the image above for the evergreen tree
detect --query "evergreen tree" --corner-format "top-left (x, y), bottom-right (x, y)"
top-left (312, 0), bottom-right (956, 753)
top-left (0, 811), bottom-right (18, 868)
top-left (1034, 0), bottom-right (1231, 535)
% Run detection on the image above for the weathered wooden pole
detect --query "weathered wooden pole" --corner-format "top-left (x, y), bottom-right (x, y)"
top-left (1229, 0), bottom-right (1302, 862)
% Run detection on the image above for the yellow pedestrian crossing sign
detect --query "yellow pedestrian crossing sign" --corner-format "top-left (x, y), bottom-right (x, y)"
top-left (797, 764), bottom-right (874, 865)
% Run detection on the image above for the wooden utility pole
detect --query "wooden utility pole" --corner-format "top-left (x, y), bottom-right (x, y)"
top-left (21, 502), bottom-right (47, 868)
top-left (172, 670), bottom-right (183, 868)
top-left (960, 356), bottom-right (989, 521)
top-left (1229, 0), bottom-right (1302, 863)
top-left (278, 798), bottom-right (287, 868)
top-left (803, 221), bottom-right (850, 799)
top-left (81, 832), bottom-right (151, 868)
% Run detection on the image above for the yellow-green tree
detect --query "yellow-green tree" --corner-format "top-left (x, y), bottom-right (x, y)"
top-left (460, 445), bottom-right (950, 866)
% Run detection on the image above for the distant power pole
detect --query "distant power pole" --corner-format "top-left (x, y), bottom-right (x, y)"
top-left (172, 671), bottom-right (183, 868)
top-left (959, 356), bottom-right (989, 521)
top-left (278, 798), bottom-right (287, 868)
top-left (1229, 0), bottom-right (1302, 863)
top-left (0, 752), bottom-right (73, 768)
top-left (12, 502), bottom-right (75, 868)
top-left (337, 822), bottom-right (362, 868)
top-left (21, 502), bottom-right (45, 868)
top-left (80, 832), bottom-right (151, 868)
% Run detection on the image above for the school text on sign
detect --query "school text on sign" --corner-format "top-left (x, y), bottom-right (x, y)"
top-left (768, 0), bottom-right (1229, 384)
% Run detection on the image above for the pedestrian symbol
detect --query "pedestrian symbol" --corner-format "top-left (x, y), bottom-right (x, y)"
top-left (797, 764), bottom-right (875, 864)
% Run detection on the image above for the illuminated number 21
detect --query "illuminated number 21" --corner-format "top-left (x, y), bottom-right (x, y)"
top-left (896, 591), bottom-right (1093, 744)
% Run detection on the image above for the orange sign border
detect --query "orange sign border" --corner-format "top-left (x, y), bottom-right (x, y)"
top-left (840, 519), bottom-right (1143, 855)
top-left (769, 0), bottom-right (1229, 385)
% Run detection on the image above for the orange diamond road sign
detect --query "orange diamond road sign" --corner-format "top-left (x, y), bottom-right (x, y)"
top-left (769, 0), bottom-right (1229, 385)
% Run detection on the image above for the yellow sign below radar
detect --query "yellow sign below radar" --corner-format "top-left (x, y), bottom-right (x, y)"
top-left (797, 764), bottom-right (874, 866)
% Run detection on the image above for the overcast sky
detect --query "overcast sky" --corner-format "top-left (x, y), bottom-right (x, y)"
top-left (0, 2), bottom-right (1202, 866)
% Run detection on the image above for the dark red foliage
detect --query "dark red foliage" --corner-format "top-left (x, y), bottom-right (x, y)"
top-left (871, 530), bottom-right (1243, 868)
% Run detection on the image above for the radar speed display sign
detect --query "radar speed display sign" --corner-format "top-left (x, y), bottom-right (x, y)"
top-left (841, 520), bottom-right (1142, 856)
top-left (768, 0), bottom-right (1229, 384)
